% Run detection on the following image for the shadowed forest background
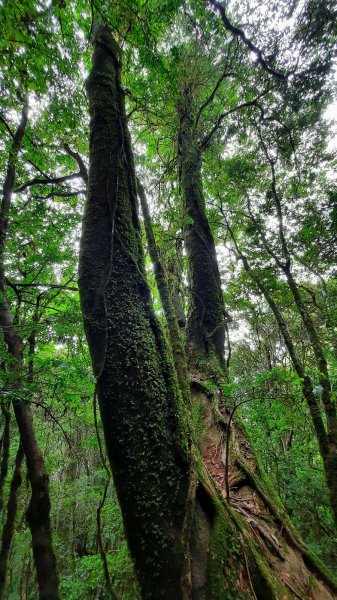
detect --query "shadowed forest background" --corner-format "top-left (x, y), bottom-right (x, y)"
top-left (0, 0), bottom-right (337, 598)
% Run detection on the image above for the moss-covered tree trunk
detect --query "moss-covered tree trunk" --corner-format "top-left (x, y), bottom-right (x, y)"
top-left (0, 444), bottom-right (24, 600)
top-left (175, 86), bottom-right (337, 599)
top-left (178, 88), bottom-right (226, 376)
top-left (79, 23), bottom-right (191, 600)
top-left (137, 179), bottom-right (190, 406)
top-left (0, 405), bottom-right (11, 510)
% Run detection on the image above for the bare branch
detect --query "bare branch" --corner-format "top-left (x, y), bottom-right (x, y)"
top-left (209, 0), bottom-right (288, 81)
top-left (195, 68), bottom-right (236, 127)
top-left (62, 143), bottom-right (88, 184)
top-left (34, 190), bottom-right (86, 200)
top-left (14, 172), bottom-right (82, 193)
top-left (200, 88), bottom-right (270, 151)
top-left (0, 115), bottom-right (15, 139)
top-left (6, 280), bottom-right (78, 291)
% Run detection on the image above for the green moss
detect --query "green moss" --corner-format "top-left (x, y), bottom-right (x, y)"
top-left (190, 396), bottom-right (206, 445)
top-left (178, 95), bottom-right (226, 376)
top-left (206, 501), bottom-right (247, 600)
top-left (228, 508), bottom-right (287, 600)
top-left (80, 28), bottom-right (193, 598)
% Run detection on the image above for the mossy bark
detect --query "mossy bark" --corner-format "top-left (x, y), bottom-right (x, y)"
top-left (79, 24), bottom-right (337, 600)
top-left (178, 88), bottom-right (226, 376)
top-left (175, 86), bottom-right (337, 598)
top-left (0, 405), bottom-right (10, 511)
top-left (137, 179), bottom-right (190, 406)
top-left (79, 24), bottom-right (191, 599)
top-left (165, 253), bottom-right (186, 329)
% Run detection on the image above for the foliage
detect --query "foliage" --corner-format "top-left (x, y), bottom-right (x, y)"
top-left (0, 0), bottom-right (336, 596)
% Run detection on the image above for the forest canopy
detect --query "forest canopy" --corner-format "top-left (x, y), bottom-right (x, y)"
top-left (0, 0), bottom-right (337, 599)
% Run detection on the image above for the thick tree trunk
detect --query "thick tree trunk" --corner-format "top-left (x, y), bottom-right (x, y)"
top-left (79, 24), bottom-right (190, 600)
top-left (0, 98), bottom-right (58, 600)
top-left (175, 96), bottom-right (337, 596)
top-left (0, 444), bottom-right (24, 600)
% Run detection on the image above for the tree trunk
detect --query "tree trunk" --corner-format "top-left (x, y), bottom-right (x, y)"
top-left (246, 173), bottom-right (337, 524)
top-left (0, 97), bottom-right (59, 600)
top-left (137, 179), bottom-right (190, 406)
top-left (176, 92), bottom-right (337, 597)
top-left (178, 88), bottom-right (226, 376)
top-left (235, 242), bottom-right (337, 526)
top-left (0, 444), bottom-right (24, 600)
top-left (79, 23), bottom-right (337, 600)
top-left (0, 405), bottom-right (11, 510)
top-left (79, 23), bottom-right (191, 599)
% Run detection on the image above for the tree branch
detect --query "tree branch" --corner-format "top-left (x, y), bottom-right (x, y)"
top-left (62, 143), bottom-right (88, 184)
top-left (200, 88), bottom-right (270, 151)
top-left (34, 190), bottom-right (86, 200)
top-left (14, 172), bottom-right (82, 193)
top-left (6, 280), bottom-right (78, 291)
top-left (209, 0), bottom-right (288, 81)
top-left (0, 115), bottom-right (15, 139)
top-left (195, 68), bottom-right (236, 127)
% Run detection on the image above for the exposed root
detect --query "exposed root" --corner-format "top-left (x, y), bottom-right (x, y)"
top-left (193, 386), bottom-right (337, 599)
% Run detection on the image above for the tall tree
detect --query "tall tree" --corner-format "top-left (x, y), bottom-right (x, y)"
top-left (78, 23), bottom-right (191, 599)
top-left (78, 18), bottom-right (337, 600)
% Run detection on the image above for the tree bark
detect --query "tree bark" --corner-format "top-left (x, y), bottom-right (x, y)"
top-left (79, 23), bottom-right (191, 599)
top-left (79, 23), bottom-right (337, 600)
top-left (232, 232), bottom-right (337, 525)
top-left (246, 172), bottom-right (337, 525)
top-left (0, 444), bottom-right (24, 600)
top-left (0, 405), bottom-right (11, 510)
top-left (177, 94), bottom-right (337, 596)
top-left (137, 179), bottom-right (190, 406)
top-left (178, 88), bottom-right (226, 376)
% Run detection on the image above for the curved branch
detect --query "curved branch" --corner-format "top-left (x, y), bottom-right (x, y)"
top-left (14, 172), bottom-right (82, 193)
top-left (200, 88), bottom-right (270, 151)
top-left (195, 68), bottom-right (235, 127)
top-left (63, 143), bottom-right (88, 184)
top-left (209, 0), bottom-right (288, 81)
